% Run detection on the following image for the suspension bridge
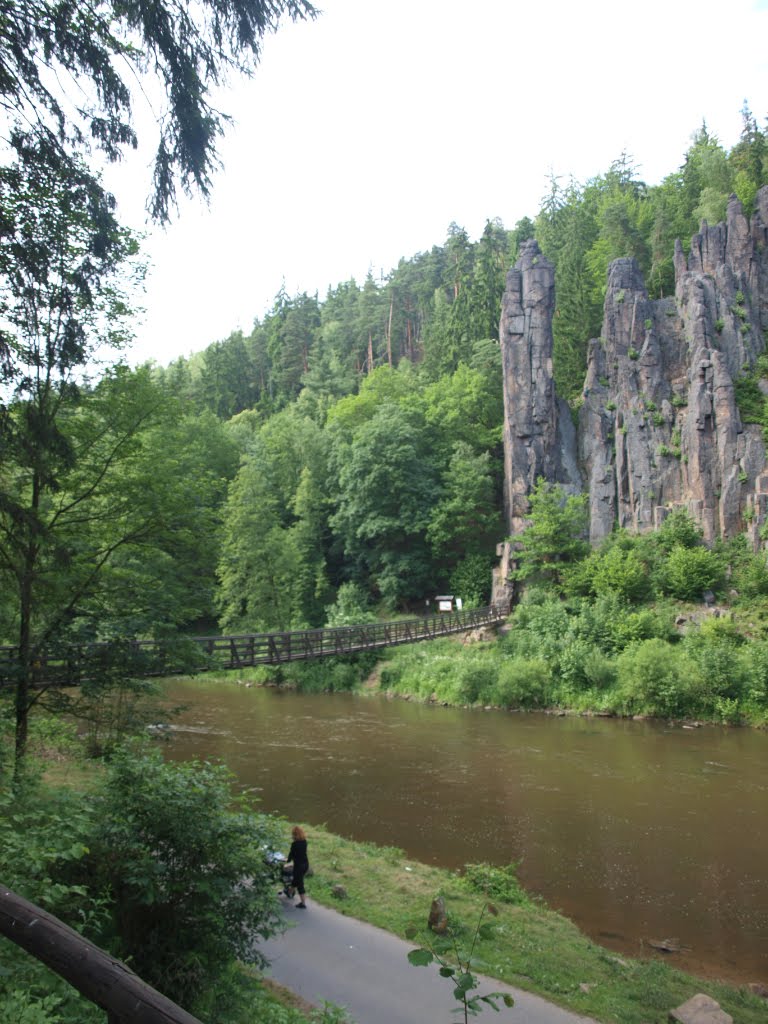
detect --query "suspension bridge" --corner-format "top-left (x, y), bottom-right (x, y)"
top-left (0, 603), bottom-right (508, 687)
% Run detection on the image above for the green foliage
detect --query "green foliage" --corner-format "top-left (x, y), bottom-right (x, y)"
top-left (589, 545), bottom-right (652, 602)
top-left (0, 777), bottom-right (106, 1023)
top-left (462, 863), bottom-right (529, 905)
top-left (661, 545), bottom-right (724, 601)
top-left (406, 902), bottom-right (514, 1021)
top-left (730, 548), bottom-right (768, 598)
top-left (512, 480), bottom-right (589, 585)
top-left (83, 747), bottom-right (283, 1013)
top-left (428, 443), bottom-right (502, 576)
top-left (0, 0), bottom-right (317, 225)
top-left (615, 640), bottom-right (700, 718)
top-left (275, 653), bottom-right (378, 694)
top-left (681, 618), bottom-right (752, 712)
top-left (449, 554), bottom-right (495, 607)
top-left (492, 658), bottom-right (551, 708)
top-left (324, 583), bottom-right (377, 626)
top-left (216, 411), bottom-right (330, 631)
top-left (330, 404), bottom-right (439, 608)
top-left (656, 508), bottom-right (702, 550)
top-left (734, 374), bottom-right (766, 425)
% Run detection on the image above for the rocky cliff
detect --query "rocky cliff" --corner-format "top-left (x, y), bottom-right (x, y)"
top-left (493, 187), bottom-right (768, 606)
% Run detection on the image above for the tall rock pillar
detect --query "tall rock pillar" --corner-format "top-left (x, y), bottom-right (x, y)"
top-left (499, 239), bottom-right (581, 536)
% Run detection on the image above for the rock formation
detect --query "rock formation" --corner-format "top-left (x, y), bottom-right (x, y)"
top-left (493, 188), bottom-right (768, 607)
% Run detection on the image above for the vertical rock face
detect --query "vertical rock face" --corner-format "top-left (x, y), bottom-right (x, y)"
top-left (499, 238), bottom-right (580, 536)
top-left (500, 188), bottom-right (768, 555)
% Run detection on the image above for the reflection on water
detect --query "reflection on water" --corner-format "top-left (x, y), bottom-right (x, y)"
top-left (161, 680), bottom-right (768, 984)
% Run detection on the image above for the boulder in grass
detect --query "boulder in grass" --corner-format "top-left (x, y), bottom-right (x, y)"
top-left (669, 993), bottom-right (733, 1024)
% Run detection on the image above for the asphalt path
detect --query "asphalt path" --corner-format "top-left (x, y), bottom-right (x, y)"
top-left (258, 899), bottom-right (598, 1024)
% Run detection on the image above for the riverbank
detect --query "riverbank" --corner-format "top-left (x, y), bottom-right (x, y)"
top-left (286, 824), bottom-right (767, 1024)
top-left (17, 713), bottom-right (768, 1024)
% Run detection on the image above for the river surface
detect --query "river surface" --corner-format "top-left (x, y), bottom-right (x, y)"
top-left (160, 679), bottom-right (768, 985)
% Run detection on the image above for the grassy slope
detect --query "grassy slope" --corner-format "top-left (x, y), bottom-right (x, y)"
top-left (292, 824), bottom-right (767, 1024)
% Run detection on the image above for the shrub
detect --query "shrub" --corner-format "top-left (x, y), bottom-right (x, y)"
top-left (656, 509), bottom-right (702, 551)
top-left (571, 592), bottom-right (671, 654)
top-left (325, 583), bottom-right (377, 627)
top-left (682, 618), bottom-right (751, 707)
top-left (590, 546), bottom-right (652, 603)
top-left (662, 545), bottom-right (724, 601)
top-left (560, 553), bottom-right (600, 597)
top-left (285, 655), bottom-right (376, 693)
top-left (450, 553), bottom-right (494, 606)
top-left (502, 597), bottom-right (570, 663)
top-left (734, 375), bottom-right (765, 424)
top-left (455, 661), bottom-right (497, 704)
top-left (462, 862), bottom-right (529, 905)
top-left (0, 781), bottom-right (104, 1024)
top-left (731, 551), bottom-right (768, 598)
top-left (616, 640), bottom-right (700, 718)
top-left (557, 639), bottom-right (616, 692)
top-left (83, 748), bottom-right (284, 1013)
top-left (492, 658), bottom-right (551, 708)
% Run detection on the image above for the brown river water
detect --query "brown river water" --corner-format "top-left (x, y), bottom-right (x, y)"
top-left (160, 679), bottom-right (768, 986)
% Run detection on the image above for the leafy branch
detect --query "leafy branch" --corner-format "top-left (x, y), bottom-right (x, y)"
top-left (406, 900), bottom-right (514, 1022)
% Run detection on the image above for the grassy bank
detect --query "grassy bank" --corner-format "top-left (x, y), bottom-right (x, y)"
top-left (190, 589), bottom-right (768, 729)
top-left (290, 824), bottom-right (766, 1024)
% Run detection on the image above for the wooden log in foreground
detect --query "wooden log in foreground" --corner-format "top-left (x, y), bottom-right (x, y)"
top-left (0, 885), bottom-right (203, 1024)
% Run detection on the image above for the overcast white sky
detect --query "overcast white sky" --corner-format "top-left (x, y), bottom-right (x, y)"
top-left (109, 0), bottom-right (768, 367)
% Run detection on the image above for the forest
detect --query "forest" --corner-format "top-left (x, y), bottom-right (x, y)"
top-left (3, 108), bottom-right (768, 713)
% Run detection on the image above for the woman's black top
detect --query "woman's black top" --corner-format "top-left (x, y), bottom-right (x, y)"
top-left (288, 838), bottom-right (308, 869)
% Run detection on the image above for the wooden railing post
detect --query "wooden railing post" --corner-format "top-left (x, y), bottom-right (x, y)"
top-left (0, 886), bottom-right (204, 1024)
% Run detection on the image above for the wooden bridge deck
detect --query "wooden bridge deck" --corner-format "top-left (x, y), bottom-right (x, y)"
top-left (0, 605), bottom-right (508, 686)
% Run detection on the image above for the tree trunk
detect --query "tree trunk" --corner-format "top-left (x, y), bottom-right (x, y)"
top-left (14, 462), bottom-right (43, 773)
top-left (386, 292), bottom-right (393, 367)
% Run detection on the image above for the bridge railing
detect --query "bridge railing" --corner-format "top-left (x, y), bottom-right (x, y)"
top-left (0, 604), bottom-right (508, 687)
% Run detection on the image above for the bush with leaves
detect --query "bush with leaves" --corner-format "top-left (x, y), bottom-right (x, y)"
top-left (681, 618), bottom-right (752, 712)
top-left (570, 593), bottom-right (673, 655)
top-left (656, 508), bottom-right (703, 551)
top-left (449, 553), bottom-right (495, 607)
top-left (0, 777), bottom-right (105, 1024)
top-left (556, 638), bottom-right (617, 696)
top-left (589, 544), bottom-right (653, 602)
top-left (501, 595), bottom-right (571, 664)
top-left (661, 545), bottom-right (724, 601)
top-left (461, 863), bottom-right (530, 905)
top-left (512, 480), bottom-right (589, 586)
top-left (82, 747), bottom-right (284, 1015)
top-left (324, 582), bottom-right (378, 627)
top-left (492, 658), bottom-right (551, 708)
top-left (615, 639), bottom-right (702, 718)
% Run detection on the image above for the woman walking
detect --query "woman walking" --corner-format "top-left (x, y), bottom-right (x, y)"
top-left (287, 825), bottom-right (309, 909)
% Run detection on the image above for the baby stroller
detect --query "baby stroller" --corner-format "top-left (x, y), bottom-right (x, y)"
top-left (264, 848), bottom-right (295, 898)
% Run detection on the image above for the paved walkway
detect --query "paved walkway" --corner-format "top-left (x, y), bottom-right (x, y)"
top-left (258, 900), bottom-right (598, 1024)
